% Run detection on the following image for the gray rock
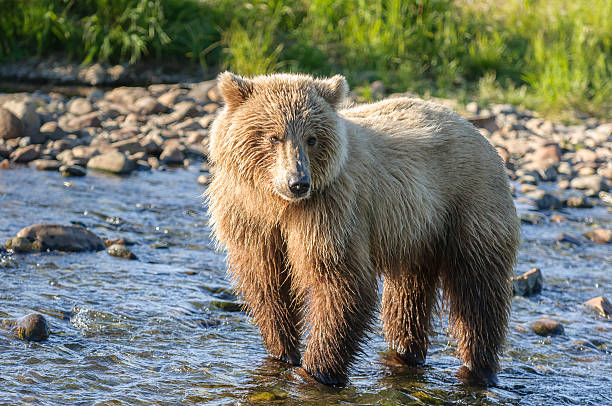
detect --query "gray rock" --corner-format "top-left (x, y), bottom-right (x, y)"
top-left (531, 318), bottom-right (564, 336)
top-left (112, 137), bottom-right (146, 154)
top-left (10, 145), bottom-right (39, 163)
top-left (60, 164), bottom-right (87, 177)
top-left (11, 313), bottom-right (50, 341)
top-left (134, 96), bottom-right (168, 115)
top-left (160, 143), bottom-right (185, 165)
top-left (67, 98), bottom-right (93, 116)
top-left (87, 151), bottom-right (135, 174)
top-left (583, 229), bottom-right (611, 244)
top-left (0, 107), bottom-right (24, 139)
top-left (556, 233), bottom-right (582, 245)
top-left (465, 101), bottom-right (479, 114)
top-left (107, 243), bottom-right (137, 260)
top-left (33, 159), bottom-right (62, 171)
top-left (187, 81), bottom-right (216, 104)
top-left (8, 224), bottom-right (105, 252)
top-left (564, 196), bottom-right (593, 208)
top-left (535, 193), bottom-right (562, 210)
top-left (69, 111), bottom-right (102, 129)
top-left (512, 268), bottom-right (543, 296)
top-left (2, 100), bottom-right (40, 140)
top-left (570, 175), bottom-right (608, 192)
top-left (197, 174), bottom-right (211, 185)
top-left (584, 296), bottom-right (612, 318)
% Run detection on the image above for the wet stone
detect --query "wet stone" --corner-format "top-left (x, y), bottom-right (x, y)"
top-left (9, 224), bottom-right (105, 252)
top-left (583, 229), bottom-right (611, 244)
top-left (565, 196), bottom-right (593, 209)
top-left (107, 243), bottom-right (137, 260)
top-left (87, 151), bottom-right (135, 174)
top-left (584, 296), bottom-right (612, 318)
top-left (210, 301), bottom-right (242, 312)
top-left (60, 164), bottom-right (87, 177)
top-left (10, 145), bottom-right (39, 163)
top-left (13, 313), bottom-right (50, 341)
top-left (556, 233), bottom-right (582, 245)
top-left (570, 175), bottom-right (608, 193)
top-left (512, 267), bottom-right (543, 296)
top-left (5, 236), bottom-right (33, 252)
top-left (33, 159), bottom-right (62, 171)
top-left (531, 318), bottom-right (564, 336)
top-left (535, 193), bottom-right (562, 211)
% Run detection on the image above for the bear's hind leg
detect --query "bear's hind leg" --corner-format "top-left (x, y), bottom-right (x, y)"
top-left (441, 239), bottom-right (513, 387)
top-left (381, 266), bottom-right (439, 367)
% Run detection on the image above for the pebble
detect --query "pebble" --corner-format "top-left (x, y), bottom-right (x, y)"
top-left (583, 229), bottom-right (611, 244)
top-left (160, 143), bottom-right (185, 164)
top-left (33, 159), bottom-right (62, 171)
top-left (67, 98), bottom-right (93, 115)
top-left (584, 296), bottom-right (612, 318)
top-left (570, 175), bottom-right (608, 192)
top-left (60, 164), bottom-right (87, 177)
top-left (197, 174), bottom-right (211, 185)
top-left (10, 145), bottom-right (39, 163)
top-left (556, 233), bottom-right (582, 245)
top-left (534, 193), bottom-right (562, 210)
top-left (531, 318), bottom-right (564, 336)
top-left (107, 244), bottom-right (137, 260)
top-left (87, 151), bottom-right (135, 174)
top-left (564, 196), bottom-right (593, 208)
top-left (512, 267), bottom-right (543, 296)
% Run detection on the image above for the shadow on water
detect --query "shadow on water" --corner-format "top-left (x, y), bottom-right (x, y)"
top-left (0, 167), bottom-right (610, 404)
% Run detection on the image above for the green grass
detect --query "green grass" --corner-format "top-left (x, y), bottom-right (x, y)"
top-left (0, 0), bottom-right (610, 119)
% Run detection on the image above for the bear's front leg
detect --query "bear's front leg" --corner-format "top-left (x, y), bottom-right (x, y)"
top-left (299, 252), bottom-right (378, 386)
top-left (226, 233), bottom-right (301, 365)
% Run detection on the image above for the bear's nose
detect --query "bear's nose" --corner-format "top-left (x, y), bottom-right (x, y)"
top-left (288, 176), bottom-right (310, 196)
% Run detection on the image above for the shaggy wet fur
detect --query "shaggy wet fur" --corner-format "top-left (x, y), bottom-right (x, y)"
top-left (206, 72), bottom-right (521, 387)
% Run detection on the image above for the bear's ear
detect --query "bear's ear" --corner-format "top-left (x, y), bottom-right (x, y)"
top-left (313, 75), bottom-right (348, 109)
top-left (217, 71), bottom-right (254, 109)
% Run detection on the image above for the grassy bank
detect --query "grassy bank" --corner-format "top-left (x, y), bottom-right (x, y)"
top-left (0, 0), bottom-right (610, 119)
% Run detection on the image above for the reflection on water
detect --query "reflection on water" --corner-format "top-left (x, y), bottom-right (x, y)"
top-left (0, 167), bottom-right (610, 404)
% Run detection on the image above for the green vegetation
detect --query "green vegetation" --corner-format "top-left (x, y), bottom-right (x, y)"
top-left (0, 0), bottom-right (610, 119)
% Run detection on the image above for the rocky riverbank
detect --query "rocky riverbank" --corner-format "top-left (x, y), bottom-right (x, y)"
top-left (0, 80), bottom-right (611, 220)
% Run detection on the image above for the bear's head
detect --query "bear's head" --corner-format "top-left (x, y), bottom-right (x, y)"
top-left (210, 72), bottom-right (349, 202)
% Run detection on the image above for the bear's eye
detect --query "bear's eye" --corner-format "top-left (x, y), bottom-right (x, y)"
top-left (269, 136), bottom-right (280, 145)
top-left (306, 136), bottom-right (317, 146)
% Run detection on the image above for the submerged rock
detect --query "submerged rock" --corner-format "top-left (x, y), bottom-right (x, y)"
top-left (8, 313), bottom-right (51, 341)
top-left (6, 224), bottom-right (105, 252)
top-left (584, 296), bottom-right (612, 318)
top-left (512, 267), bottom-right (543, 296)
top-left (531, 318), bottom-right (564, 336)
top-left (106, 243), bottom-right (137, 260)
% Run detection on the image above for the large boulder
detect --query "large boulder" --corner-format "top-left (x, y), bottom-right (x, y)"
top-left (2, 100), bottom-right (40, 141)
top-left (6, 224), bottom-right (105, 252)
top-left (0, 107), bottom-right (24, 139)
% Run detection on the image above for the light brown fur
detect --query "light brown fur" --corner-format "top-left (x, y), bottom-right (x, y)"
top-left (206, 72), bottom-right (521, 386)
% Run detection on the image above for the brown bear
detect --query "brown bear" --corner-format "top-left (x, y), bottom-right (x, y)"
top-left (206, 72), bottom-right (520, 387)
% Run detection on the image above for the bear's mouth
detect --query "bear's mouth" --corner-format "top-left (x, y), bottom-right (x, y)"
top-left (274, 185), bottom-right (311, 202)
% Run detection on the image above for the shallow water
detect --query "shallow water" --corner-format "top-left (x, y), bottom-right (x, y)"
top-left (0, 166), bottom-right (610, 405)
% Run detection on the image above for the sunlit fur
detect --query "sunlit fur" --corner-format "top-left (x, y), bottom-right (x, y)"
top-left (206, 72), bottom-right (521, 387)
